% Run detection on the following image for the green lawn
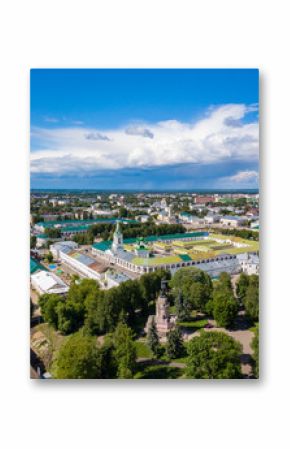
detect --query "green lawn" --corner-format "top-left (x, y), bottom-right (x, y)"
top-left (177, 318), bottom-right (208, 329)
top-left (134, 365), bottom-right (184, 379)
top-left (135, 340), bottom-right (153, 358)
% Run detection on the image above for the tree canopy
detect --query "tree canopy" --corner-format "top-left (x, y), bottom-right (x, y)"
top-left (251, 325), bottom-right (259, 378)
top-left (53, 332), bottom-right (101, 379)
top-left (186, 331), bottom-right (242, 379)
top-left (112, 323), bottom-right (137, 378)
top-left (170, 267), bottom-right (213, 313)
top-left (236, 272), bottom-right (249, 301)
top-left (166, 327), bottom-right (184, 359)
top-left (209, 272), bottom-right (238, 328)
top-left (40, 271), bottom-right (170, 337)
top-left (147, 320), bottom-right (160, 357)
top-left (244, 275), bottom-right (259, 321)
top-left (44, 227), bottom-right (62, 239)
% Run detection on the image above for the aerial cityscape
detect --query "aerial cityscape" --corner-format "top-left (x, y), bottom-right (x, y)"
top-left (30, 69), bottom-right (259, 379)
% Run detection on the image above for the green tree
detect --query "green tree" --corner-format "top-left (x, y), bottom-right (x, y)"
top-left (53, 333), bottom-right (100, 379)
top-left (97, 337), bottom-right (118, 379)
top-left (218, 272), bottom-right (232, 290)
top-left (166, 327), bottom-right (184, 359)
top-left (118, 207), bottom-right (128, 218)
top-left (46, 251), bottom-right (54, 263)
top-left (147, 320), bottom-right (160, 357)
top-left (170, 267), bottom-right (213, 313)
top-left (57, 279), bottom-right (100, 334)
top-left (113, 323), bottom-right (137, 378)
top-left (186, 331), bottom-right (242, 379)
top-left (39, 294), bottom-right (63, 328)
top-left (236, 272), bottom-right (249, 301)
top-left (251, 325), bottom-right (259, 378)
top-left (44, 227), bottom-right (62, 239)
top-left (212, 289), bottom-right (238, 328)
top-left (175, 291), bottom-right (191, 321)
top-left (116, 280), bottom-right (144, 327)
top-left (244, 276), bottom-right (259, 321)
top-left (139, 269), bottom-right (171, 304)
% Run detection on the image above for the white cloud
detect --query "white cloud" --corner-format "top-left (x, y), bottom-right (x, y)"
top-left (84, 132), bottom-right (111, 141)
top-left (229, 170), bottom-right (259, 183)
top-left (125, 126), bottom-right (154, 139)
top-left (217, 169), bottom-right (259, 188)
top-left (31, 104), bottom-right (259, 174)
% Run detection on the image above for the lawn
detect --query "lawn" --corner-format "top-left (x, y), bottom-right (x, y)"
top-left (177, 318), bottom-right (208, 329)
top-left (134, 365), bottom-right (184, 379)
top-left (135, 340), bottom-right (153, 358)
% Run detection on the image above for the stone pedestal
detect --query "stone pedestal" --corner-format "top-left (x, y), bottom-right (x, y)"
top-left (155, 292), bottom-right (173, 336)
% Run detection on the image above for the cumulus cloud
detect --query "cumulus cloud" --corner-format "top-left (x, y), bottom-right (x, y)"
top-left (84, 132), bottom-right (111, 141)
top-left (31, 104), bottom-right (259, 175)
top-left (216, 169), bottom-right (259, 188)
top-left (229, 170), bottom-right (259, 183)
top-left (125, 126), bottom-right (154, 139)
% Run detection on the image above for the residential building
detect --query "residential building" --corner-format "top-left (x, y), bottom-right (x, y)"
top-left (220, 216), bottom-right (248, 227)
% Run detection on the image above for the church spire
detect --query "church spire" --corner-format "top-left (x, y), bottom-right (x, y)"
top-left (111, 220), bottom-right (123, 253)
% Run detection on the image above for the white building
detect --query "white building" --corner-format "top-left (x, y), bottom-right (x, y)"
top-left (161, 198), bottom-right (167, 209)
top-left (50, 241), bottom-right (78, 259)
top-left (92, 209), bottom-right (117, 216)
top-left (62, 251), bottom-right (102, 281)
top-left (105, 270), bottom-right (131, 289)
top-left (136, 214), bottom-right (150, 223)
top-left (220, 216), bottom-right (247, 227)
top-left (250, 220), bottom-right (259, 229)
top-left (178, 212), bottom-right (204, 225)
top-left (204, 214), bottom-right (221, 224)
top-left (31, 270), bottom-right (69, 295)
top-left (237, 253), bottom-right (259, 275)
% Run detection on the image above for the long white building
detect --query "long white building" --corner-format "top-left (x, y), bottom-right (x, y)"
top-left (50, 242), bottom-right (103, 282)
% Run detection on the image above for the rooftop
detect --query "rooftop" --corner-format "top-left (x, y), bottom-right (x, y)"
top-left (36, 218), bottom-right (137, 228)
top-left (92, 231), bottom-right (209, 252)
top-left (31, 270), bottom-right (68, 294)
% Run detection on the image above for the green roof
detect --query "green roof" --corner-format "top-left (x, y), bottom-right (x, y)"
top-left (179, 254), bottom-right (192, 261)
top-left (30, 258), bottom-right (47, 274)
top-left (132, 255), bottom-right (182, 266)
top-left (61, 225), bottom-right (89, 232)
top-left (36, 218), bottom-right (137, 228)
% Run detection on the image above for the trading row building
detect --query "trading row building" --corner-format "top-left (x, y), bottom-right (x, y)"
top-left (92, 221), bottom-right (259, 277)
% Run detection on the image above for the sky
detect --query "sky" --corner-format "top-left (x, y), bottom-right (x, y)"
top-left (30, 69), bottom-right (259, 190)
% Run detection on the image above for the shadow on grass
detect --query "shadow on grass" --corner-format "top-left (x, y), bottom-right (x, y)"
top-left (135, 365), bottom-right (183, 379)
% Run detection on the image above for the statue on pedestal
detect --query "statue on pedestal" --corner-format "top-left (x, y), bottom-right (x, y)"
top-left (155, 279), bottom-right (174, 337)
top-left (145, 279), bottom-right (176, 338)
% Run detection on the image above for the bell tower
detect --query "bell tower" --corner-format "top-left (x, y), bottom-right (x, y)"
top-left (111, 220), bottom-right (123, 254)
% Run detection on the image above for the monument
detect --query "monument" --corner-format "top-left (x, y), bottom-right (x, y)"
top-left (145, 279), bottom-right (175, 338)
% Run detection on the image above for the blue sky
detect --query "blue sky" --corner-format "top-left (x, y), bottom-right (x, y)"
top-left (30, 69), bottom-right (259, 190)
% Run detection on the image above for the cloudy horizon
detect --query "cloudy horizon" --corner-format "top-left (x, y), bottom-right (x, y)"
top-left (30, 69), bottom-right (259, 190)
